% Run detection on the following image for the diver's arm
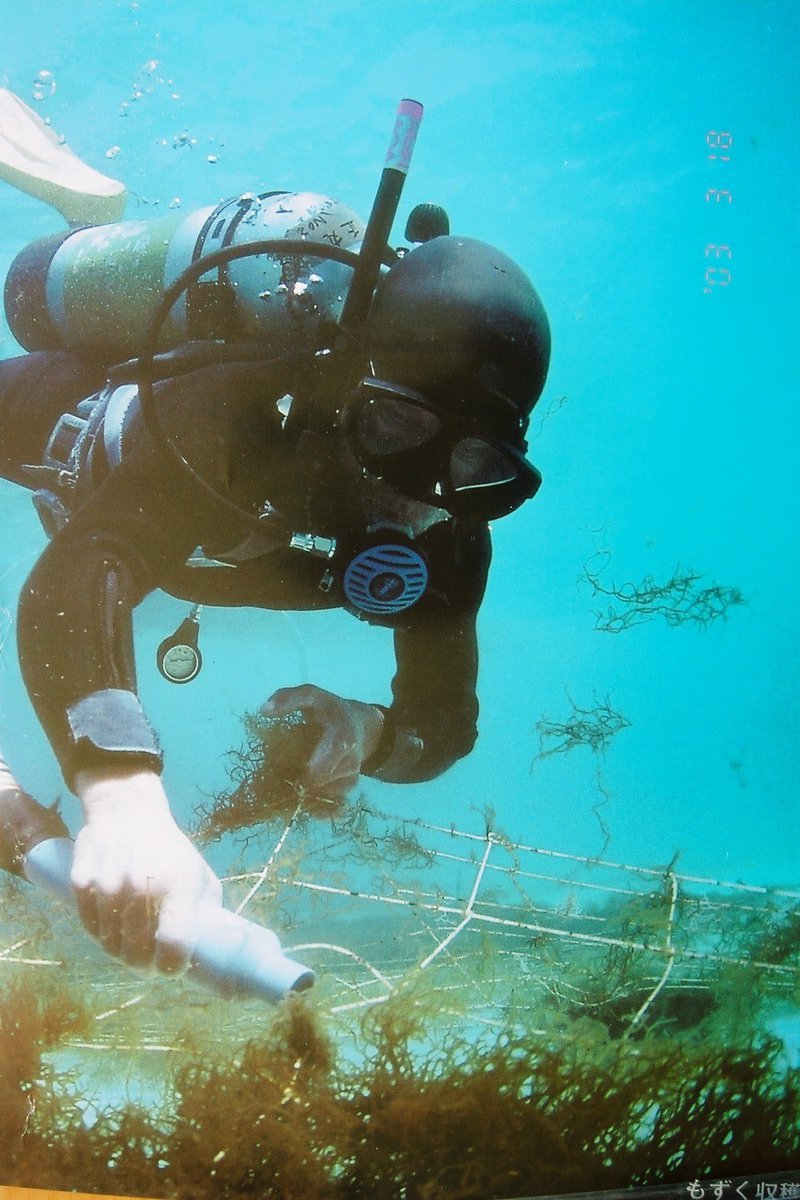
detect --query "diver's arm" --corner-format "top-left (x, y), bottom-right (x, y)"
top-left (264, 521), bottom-right (490, 790)
top-left (13, 372), bottom-right (247, 972)
top-left (17, 509), bottom-right (226, 973)
top-left (265, 613), bottom-right (482, 790)
top-left (362, 520), bottom-right (491, 783)
top-left (17, 491), bottom-right (197, 786)
top-left (17, 523), bottom-right (226, 973)
top-left (362, 614), bottom-right (481, 783)
top-left (259, 616), bottom-right (479, 790)
top-left (15, 461), bottom-right (226, 971)
top-left (16, 362), bottom-right (268, 783)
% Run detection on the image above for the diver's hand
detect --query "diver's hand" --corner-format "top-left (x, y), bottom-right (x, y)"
top-left (72, 768), bottom-right (222, 973)
top-left (262, 685), bottom-right (384, 801)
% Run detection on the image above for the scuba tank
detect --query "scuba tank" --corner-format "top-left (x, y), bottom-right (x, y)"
top-left (4, 190), bottom-right (366, 361)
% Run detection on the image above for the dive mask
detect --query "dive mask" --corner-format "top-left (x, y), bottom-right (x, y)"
top-left (343, 377), bottom-right (541, 521)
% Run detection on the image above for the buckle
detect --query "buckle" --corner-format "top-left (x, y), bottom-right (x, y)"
top-left (42, 411), bottom-right (88, 475)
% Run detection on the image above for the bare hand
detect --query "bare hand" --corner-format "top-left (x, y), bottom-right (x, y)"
top-left (261, 685), bottom-right (384, 801)
top-left (72, 768), bottom-right (222, 973)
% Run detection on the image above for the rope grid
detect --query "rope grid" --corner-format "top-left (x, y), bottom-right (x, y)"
top-left (224, 804), bottom-right (800, 1025)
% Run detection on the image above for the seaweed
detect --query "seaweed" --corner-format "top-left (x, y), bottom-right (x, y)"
top-left (582, 553), bottom-right (746, 633)
top-left (0, 977), bottom-right (89, 1165)
top-left (535, 691), bottom-right (630, 758)
top-left (1, 979), bottom-right (798, 1199)
top-left (195, 711), bottom-right (343, 844)
top-left (1, 760), bottom-right (798, 1197)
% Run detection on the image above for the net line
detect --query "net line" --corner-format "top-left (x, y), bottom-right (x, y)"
top-left (1, 793), bottom-right (797, 1045)
top-left (224, 803), bottom-right (800, 1023)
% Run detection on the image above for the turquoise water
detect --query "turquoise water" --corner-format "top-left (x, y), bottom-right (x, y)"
top-left (2, 0), bottom-right (796, 885)
top-left (1, 2), bottom-right (798, 1191)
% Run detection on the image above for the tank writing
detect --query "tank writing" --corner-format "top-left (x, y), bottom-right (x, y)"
top-left (289, 196), bottom-right (338, 239)
top-left (703, 131), bottom-right (733, 293)
top-left (289, 199), bottom-right (362, 247)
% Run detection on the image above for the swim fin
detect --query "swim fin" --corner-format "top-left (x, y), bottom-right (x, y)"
top-left (0, 88), bottom-right (127, 226)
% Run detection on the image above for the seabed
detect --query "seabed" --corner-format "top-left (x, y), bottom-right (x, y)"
top-left (1, 788), bottom-right (798, 1198)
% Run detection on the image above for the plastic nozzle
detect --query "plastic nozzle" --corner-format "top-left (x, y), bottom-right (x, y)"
top-left (0, 774), bottom-right (312, 1003)
top-left (23, 837), bottom-right (313, 1003)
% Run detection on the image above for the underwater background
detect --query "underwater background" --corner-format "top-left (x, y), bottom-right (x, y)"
top-left (0, 1), bottom-right (798, 1196)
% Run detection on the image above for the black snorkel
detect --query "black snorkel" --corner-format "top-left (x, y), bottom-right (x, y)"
top-left (338, 98), bottom-right (423, 334)
top-left (136, 99), bottom-right (424, 534)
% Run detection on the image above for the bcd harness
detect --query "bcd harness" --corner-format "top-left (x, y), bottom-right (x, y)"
top-left (25, 373), bottom-right (435, 629)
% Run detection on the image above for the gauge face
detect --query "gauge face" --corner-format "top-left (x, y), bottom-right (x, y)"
top-left (159, 643), bottom-right (201, 683)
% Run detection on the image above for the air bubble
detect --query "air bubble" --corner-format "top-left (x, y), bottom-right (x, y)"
top-left (32, 70), bottom-right (56, 103)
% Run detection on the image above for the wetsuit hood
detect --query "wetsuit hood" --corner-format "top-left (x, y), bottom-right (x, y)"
top-left (365, 236), bottom-right (551, 436)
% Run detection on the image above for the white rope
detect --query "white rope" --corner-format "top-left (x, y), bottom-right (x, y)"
top-left (626, 870), bottom-right (679, 1033)
top-left (418, 835), bottom-right (493, 970)
top-left (290, 941), bottom-right (393, 991)
top-left (282, 876), bottom-right (798, 977)
top-left (416, 820), bottom-right (800, 899)
top-left (233, 799), bottom-right (303, 914)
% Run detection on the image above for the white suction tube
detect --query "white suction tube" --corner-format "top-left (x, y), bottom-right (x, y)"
top-left (24, 835), bottom-right (311, 993)
top-left (23, 835), bottom-right (314, 1002)
top-left (0, 760), bottom-right (313, 1004)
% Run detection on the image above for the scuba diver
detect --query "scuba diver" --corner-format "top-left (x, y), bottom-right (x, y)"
top-left (0, 91), bottom-right (551, 975)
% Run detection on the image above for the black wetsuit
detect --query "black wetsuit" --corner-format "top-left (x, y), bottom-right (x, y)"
top-left (0, 349), bottom-right (490, 789)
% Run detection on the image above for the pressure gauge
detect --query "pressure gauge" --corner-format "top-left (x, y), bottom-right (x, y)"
top-left (156, 606), bottom-right (203, 684)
